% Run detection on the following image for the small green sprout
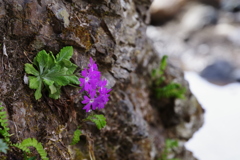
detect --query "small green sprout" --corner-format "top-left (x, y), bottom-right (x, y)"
top-left (70, 128), bottom-right (82, 145)
top-left (159, 139), bottom-right (181, 160)
top-left (0, 104), bottom-right (10, 145)
top-left (152, 55), bottom-right (186, 99)
top-left (84, 114), bottom-right (106, 130)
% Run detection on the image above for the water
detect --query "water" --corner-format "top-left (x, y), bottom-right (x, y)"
top-left (185, 72), bottom-right (240, 160)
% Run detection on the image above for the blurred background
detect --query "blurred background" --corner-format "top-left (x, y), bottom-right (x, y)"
top-left (147, 0), bottom-right (240, 159)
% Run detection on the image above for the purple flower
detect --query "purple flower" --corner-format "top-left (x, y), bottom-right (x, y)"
top-left (96, 94), bottom-right (110, 109)
top-left (81, 91), bottom-right (99, 112)
top-left (88, 57), bottom-right (98, 71)
top-left (79, 68), bottom-right (100, 92)
top-left (98, 80), bottom-right (111, 94)
top-left (80, 58), bottom-right (111, 112)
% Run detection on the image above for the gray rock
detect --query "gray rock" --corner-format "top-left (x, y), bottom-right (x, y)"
top-left (200, 60), bottom-right (237, 85)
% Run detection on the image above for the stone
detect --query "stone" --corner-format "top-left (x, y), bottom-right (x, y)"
top-left (150, 0), bottom-right (187, 25)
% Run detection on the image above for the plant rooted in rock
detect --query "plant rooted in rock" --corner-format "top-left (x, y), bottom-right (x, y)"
top-left (159, 139), bottom-right (181, 160)
top-left (0, 104), bottom-right (48, 159)
top-left (152, 55), bottom-right (186, 99)
top-left (0, 139), bottom-right (8, 154)
top-left (0, 104), bottom-right (10, 154)
top-left (0, 106), bottom-right (10, 143)
top-left (80, 58), bottom-right (111, 112)
top-left (13, 138), bottom-right (48, 160)
top-left (70, 128), bottom-right (82, 145)
top-left (25, 46), bottom-right (79, 100)
top-left (84, 114), bottom-right (106, 130)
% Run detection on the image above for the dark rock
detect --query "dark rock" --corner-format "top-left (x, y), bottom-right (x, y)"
top-left (197, 0), bottom-right (220, 8)
top-left (200, 60), bottom-right (237, 85)
top-left (221, 0), bottom-right (240, 12)
top-left (150, 0), bottom-right (187, 25)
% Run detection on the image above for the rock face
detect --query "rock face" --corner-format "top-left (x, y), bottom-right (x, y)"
top-left (0, 0), bottom-right (203, 159)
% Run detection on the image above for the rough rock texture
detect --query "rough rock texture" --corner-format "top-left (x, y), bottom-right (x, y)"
top-left (0, 0), bottom-right (203, 160)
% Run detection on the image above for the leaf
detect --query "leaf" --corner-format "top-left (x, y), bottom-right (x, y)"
top-left (166, 139), bottom-right (178, 148)
top-left (44, 52), bottom-right (56, 73)
top-left (48, 85), bottom-right (57, 94)
top-left (50, 76), bottom-right (69, 86)
top-left (67, 76), bottom-right (80, 85)
top-left (66, 64), bottom-right (78, 75)
top-left (43, 78), bottom-right (54, 86)
top-left (49, 92), bottom-right (60, 99)
top-left (160, 55), bottom-right (168, 72)
top-left (0, 139), bottom-right (8, 154)
top-left (0, 106), bottom-right (11, 144)
top-left (15, 138), bottom-right (49, 160)
top-left (27, 156), bottom-right (37, 160)
top-left (43, 64), bottom-right (62, 76)
top-left (28, 76), bottom-right (40, 89)
top-left (56, 46), bottom-right (73, 62)
top-left (48, 85), bottom-right (61, 99)
top-left (25, 64), bottom-right (39, 76)
top-left (43, 66), bottom-right (69, 86)
top-left (151, 55), bottom-right (185, 100)
top-left (33, 50), bottom-right (49, 74)
top-left (25, 47), bottom-right (79, 100)
top-left (13, 143), bottom-right (31, 153)
top-left (70, 129), bottom-right (82, 145)
top-left (62, 60), bottom-right (78, 75)
top-left (155, 83), bottom-right (186, 99)
top-left (151, 69), bottom-right (157, 78)
top-left (49, 51), bottom-right (56, 64)
top-left (85, 114), bottom-right (106, 130)
top-left (34, 82), bottom-right (42, 100)
top-left (59, 59), bottom-right (78, 75)
top-left (60, 59), bottom-right (72, 67)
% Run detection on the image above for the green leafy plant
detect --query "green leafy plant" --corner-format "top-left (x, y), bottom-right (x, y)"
top-left (151, 55), bottom-right (186, 99)
top-left (159, 139), bottom-right (181, 160)
top-left (13, 138), bottom-right (48, 160)
top-left (25, 46), bottom-right (80, 100)
top-left (70, 115), bottom-right (106, 146)
top-left (155, 83), bottom-right (186, 99)
top-left (0, 104), bottom-right (10, 154)
top-left (84, 114), bottom-right (106, 130)
top-left (25, 155), bottom-right (36, 160)
top-left (0, 104), bottom-right (48, 159)
top-left (0, 139), bottom-right (8, 154)
top-left (0, 104), bottom-right (10, 147)
top-left (70, 128), bottom-right (82, 145)
top-left (152, 55), bottom-right (168, 82)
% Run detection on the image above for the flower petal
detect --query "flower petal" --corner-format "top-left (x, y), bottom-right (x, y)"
top-left (81, 96), bottom-right (90, 104)
top-left (83, 103), bottom-right (91, 112)
top-left (81, 69), bottom-right (89, 77)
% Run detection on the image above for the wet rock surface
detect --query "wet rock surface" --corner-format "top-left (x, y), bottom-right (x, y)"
top-left (0, 0), bottom-right (203, 159)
